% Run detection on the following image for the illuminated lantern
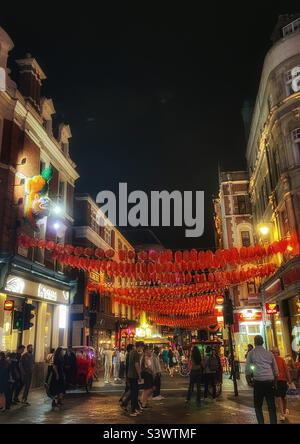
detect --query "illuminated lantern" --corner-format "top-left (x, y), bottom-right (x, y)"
top-left (45, 240), bottom-right (55, 251)
top-left (190, 249), bottom-right (197, 262)
top-left (166, 249), bottom-right (173, 262)
top-left (74, 246), bottom-right (84, 256)
top-left (149, 250), bottom-right (158, 261)
top-left (183, 250), bottom-right (190, 262)
top-left (175, 251), bottom-right (182, 263)
top-left (84, 247), bottom-right (93, 257)
top-left (64, 244), bottom-right (74, 255)
top-left (95, 248), bottom-right (104, 258)
top-left (128, 250), bottom-right (135, 260)
top-left (208, 272), bottom-right (215, 283)
top-left (200, 273), bottom-right (207, 283)
top-left (118, 250), bottom-right (126, 261)
top-left (38, 239), bottom-right (47, 249)
top-left (105, 249), bottom-right (115, 258)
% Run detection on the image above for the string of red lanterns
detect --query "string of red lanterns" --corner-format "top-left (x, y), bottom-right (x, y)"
top-left (17, 234), bottom-right (297, 271)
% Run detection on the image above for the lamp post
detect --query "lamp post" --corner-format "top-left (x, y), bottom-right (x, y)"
top-left (224, 289), bottom-right (238, 396)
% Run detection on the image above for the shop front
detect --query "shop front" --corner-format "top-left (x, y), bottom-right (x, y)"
top-left (262, 256), bottom-right (300, 359)
top-left (116, 319), bottom-right (136, 349)
top-left (0, 257), bottom-right (76, 387)
top-left (233, 309), bottom-right (263, 362)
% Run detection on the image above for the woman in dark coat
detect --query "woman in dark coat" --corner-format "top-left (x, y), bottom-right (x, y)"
top-left (0, 352), bottom-right (10, 411)
top-left (47, 347), bottom-right (65, 410)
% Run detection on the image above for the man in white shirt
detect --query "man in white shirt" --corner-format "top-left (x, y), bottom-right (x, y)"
top-left (245, 335), bottom-right (278, 424)
top-left (103, 347), bottom-right (113, 384)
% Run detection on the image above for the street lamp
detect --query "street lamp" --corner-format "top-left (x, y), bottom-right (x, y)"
top-left (258, 225), bottom-right (270, 236)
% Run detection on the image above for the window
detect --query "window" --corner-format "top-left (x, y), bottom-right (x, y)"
top-left (247, 281), bottom-right (256, 295)
top-left (241, 231), bottom-right (251, 247)
top-left (118, 239), bottom-right (122, 252)
top-left (237, 195), bottom-right (247, 214)
top-left (292, 128), bottom-right (300, 163)
top-left (58, 180), bottom-right (65, 206)
top-left (286, 67), bottom-right (300, 95)
top-left (104, 227), bottom-right (111, 246)
top-left (282, 17), bottom-right (300, 37)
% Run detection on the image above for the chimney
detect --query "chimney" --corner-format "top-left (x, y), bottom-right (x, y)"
top-left (16, 53), bottom-right (46, 111)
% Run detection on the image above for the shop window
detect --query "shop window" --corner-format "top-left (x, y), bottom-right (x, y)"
top-left (247, 324), bottom-right (261, 334)
top-left (241, 230), bottom-right (251, 247)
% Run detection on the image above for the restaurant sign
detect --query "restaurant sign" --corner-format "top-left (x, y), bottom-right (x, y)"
top-left (4, 274), bottom-right (69, 305)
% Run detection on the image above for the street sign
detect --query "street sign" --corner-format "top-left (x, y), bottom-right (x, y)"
top-left (4, 300), bottom-right (14, 311)
top-left (215, 295), bottom-right (224, 305)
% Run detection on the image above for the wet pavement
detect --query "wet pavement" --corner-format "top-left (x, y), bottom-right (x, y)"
top-left (1, 373), bottom-right (300, 424)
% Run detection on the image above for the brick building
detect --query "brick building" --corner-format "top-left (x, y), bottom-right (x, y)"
top-left (0, 27), bottom-right (78, 385)
top-left (214, 170), bottom-right (261, 361)
top-left (71, 194), bottom-right (136, 351)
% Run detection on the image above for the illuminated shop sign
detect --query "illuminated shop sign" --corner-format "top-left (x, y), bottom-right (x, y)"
top-left (4, 300), bottom-right (14, 311)
top-left (265, 303), bottom-right (279, 315)
top-left (239, 310), bottom-right (262, 322)
top-left (4, 274), bottom-right (69, 304)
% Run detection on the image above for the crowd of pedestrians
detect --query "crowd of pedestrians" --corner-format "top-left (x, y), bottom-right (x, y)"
top-left (0, 344), bottom-right (77, 412)
top-left (0, 344), bottom-right (34, 411)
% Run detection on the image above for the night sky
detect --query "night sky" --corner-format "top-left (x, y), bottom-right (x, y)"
top-left (1, 3), bottom-right (298, 250)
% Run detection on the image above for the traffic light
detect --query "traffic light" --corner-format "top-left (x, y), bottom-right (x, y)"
top-left (223, 291), bottom-right (234, 325)
top-left (13, 310), bottom-right (23, 330)
top-left (23, 303), bottom-right (35, 330)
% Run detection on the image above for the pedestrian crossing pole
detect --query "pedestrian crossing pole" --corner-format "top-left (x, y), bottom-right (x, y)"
top-left (224, 289), bottom-right (238, 397)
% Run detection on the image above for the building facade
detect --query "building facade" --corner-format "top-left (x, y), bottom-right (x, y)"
top-left (246, 14), bottom-right (300, 358)
top-left (71, 194), bottom-right (137, 352)
top-left (214, 170), bottom-right (262, 361)
top-left (0, 27), bottom-right (78, 386)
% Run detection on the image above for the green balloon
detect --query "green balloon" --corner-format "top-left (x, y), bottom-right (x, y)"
top-left (41, 166), bottom-right (53, 182)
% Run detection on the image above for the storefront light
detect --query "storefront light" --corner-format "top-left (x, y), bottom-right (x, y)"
top-left (58, 305), bottom-right (67, 329)
top-left (53, 205), bottom-right (63, 215)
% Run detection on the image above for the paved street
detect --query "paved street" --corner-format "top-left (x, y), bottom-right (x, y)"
top-left (1, 373), bottom-right (300, 424)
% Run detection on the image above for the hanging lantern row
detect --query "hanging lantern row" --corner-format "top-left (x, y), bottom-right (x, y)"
top-left (147, 314), bottom-right (219, 329)
top-left (111, 293), bottom-right (216, 315)
top-left (54, 252), bottom-right (277, 287)
top-left (17, 234), bottom-right (297, 271)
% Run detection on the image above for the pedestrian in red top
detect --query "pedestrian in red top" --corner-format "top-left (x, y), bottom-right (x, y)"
top-left (272, 347), bottom-right (291, 422)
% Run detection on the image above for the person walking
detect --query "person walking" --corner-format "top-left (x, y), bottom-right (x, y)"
top-left (161, 347), bottom-right (169, 371)
top-left (140, 345), bottom-right (154, 408)
top-left (63, 346), bottom-right (76, 389)
top-left (127, 341), bottom-right (144, 417)
top-left (245, 335), bottom-right (278, 424)
top-left (152, 347), bottom-right (163, 400)
top-left (245, 344), bottom-right (254, 360)
top-left (113, 347), bottom-right (121, 382)
top-left (272, 347), bottom-right (291, 422)
top-left (48, 347), bottom-right (66, 410)
top-left (19, 344), bottom-right (34, 405)
top-left (119, 348), bottom-right (126, 379)
top-left (186, 346), bottom-right (202, 406)
top-left (168, 347), bottom-right (175, 377)
top-left (0, 352), bottom-right (10, 411)
top-left (203, 347), bottom-right (220, 400)
top-left (12, 345), bottom-right (25, 404)
top-left (45, 348), bottom-right (55, 385)
top-left (119, 344), bottom-right (133, 410)
top-left (103, 346), bottom-right (113, 384)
